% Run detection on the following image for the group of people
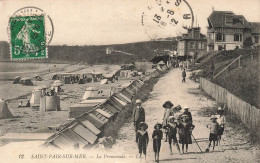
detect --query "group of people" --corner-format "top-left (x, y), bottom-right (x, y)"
top-left (132, 99), bottom-right (226, 162)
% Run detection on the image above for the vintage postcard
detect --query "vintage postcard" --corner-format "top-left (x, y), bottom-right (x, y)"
top-left (0, 0), bottom-right (259, 162)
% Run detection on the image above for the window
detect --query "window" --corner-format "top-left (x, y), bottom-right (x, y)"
top-left (189, 42), bottom-right (195, 49)
top-left (216, 33), bottom-right (223, 41)
top-left (225, 13), bottom-right (233, 25)
top-left (198, 42), bottom-right (204, 49)
top-left (234, 34), bottom-right (241, 41)
top-left (254, 35), bottom-right (259, 43)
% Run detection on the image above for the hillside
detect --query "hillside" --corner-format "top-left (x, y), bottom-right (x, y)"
top-left (193, 49), bottom-right (260, 108)
top-left (0, 41), bottom-right (177, 64)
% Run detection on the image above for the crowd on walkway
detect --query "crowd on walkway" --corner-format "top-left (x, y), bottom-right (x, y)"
top-left (132, 97), bottom-right (226, 162)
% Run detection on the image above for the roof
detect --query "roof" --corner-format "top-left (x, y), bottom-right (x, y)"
top-left (250, 22), bottom-right (260, 33)
top-left (208, 11), bottom-right (251, 29)
top-left (158, 61), bottom-right (165, 65)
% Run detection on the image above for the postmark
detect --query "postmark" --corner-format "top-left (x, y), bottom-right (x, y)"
top-left (142, 0), bottom-right (194, 40)
top-left (7, 7), bottom-right (54, 60)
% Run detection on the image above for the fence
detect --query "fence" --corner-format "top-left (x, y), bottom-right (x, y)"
top-left (200, 77), bottom-right (260, 138)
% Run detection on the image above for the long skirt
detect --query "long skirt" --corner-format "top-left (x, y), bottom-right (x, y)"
top-left (179, 133), bottom-right (192, 144)
top-left (153, 139), bottom-right (161, 153)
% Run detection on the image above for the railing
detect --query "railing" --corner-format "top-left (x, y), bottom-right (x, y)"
top-left (200, 77), bottom-right (260, 139)
top-left (213, 55), bottom-right (242, 78)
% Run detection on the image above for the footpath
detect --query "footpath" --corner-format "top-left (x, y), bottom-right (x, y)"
top-left (108, 68), bottom-right (258, 163)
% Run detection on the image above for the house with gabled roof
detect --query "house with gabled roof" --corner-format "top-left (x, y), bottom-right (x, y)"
top-left (207, 11), bottom-right (260, 51)
top-left (177, 27), bottom-right (207, 60)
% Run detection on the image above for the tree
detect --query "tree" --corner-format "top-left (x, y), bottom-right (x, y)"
top-left (243, 37), bottom-right (253, 49)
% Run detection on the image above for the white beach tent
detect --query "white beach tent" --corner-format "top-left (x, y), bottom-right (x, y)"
top-left (30, 86), bottom-right (44, 106)
top-left (0, 99), bottom-right (13, 119)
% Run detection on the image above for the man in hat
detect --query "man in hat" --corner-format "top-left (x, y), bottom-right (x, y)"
top-left (162, 101), bottom-right (174, 142)
top-left (182, 105), bottom-right (192, 124)
top-left (132, 99), bottom-right (145, 133)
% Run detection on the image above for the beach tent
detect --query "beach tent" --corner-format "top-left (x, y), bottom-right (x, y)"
top-left (53, 80), bottom-right (63, 86)
top-left (13, 76), bottom-right (21, 84)
top-left (81, 87), bottom-right (111, 100)
top-left (0, 99), bottom-right (13, 119)
top-left (20, 78), bottom-right (33, 86)
top-left (100, 79), bottom-right (108, 85)
top-left (30, 86), bottom-right (44, 107)
top-left (40, 95), bottom-right (61, 112)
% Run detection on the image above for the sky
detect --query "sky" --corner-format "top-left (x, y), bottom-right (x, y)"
top-left (0, 0), bottom-right (260, 45)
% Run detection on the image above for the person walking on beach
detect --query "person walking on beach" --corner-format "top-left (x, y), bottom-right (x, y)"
top-left (162, 101), bottom-right (174, 142)
top-left (132, 99), bottom-right (145, 133)
top-left (152, 123), bottom-right (163, 161)
top-left (206, 115), bottom-right (219, 152)
top-left (136, 122), bottom-right (149, 159)
top-left (182, 69), bottom-right (186, 83)
top-left (163, 116), bottom-right (181, 155)
top-left (178, 114), bottom-right (195, 154)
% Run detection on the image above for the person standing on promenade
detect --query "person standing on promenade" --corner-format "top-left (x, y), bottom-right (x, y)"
top-left (132, 99), bottom-right (145, 133)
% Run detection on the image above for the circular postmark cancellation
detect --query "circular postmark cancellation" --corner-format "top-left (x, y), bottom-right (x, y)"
top-left (7, 6), bottom-right (54, 60)
top-left (142, 0), bottom-right (194, 40)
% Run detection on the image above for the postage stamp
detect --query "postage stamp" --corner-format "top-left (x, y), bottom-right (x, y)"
top-left (142, 0), bottom-right (194, 39)
top-left (7, 7), bottom-right (54, 60)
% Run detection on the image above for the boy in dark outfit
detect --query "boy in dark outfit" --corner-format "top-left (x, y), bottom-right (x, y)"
top-left (178, 114), bottom-right (195, 154)
top-left (152, 123), bottom-right (163, 161)
top-left (163, 116), bottom-right (181, 155)
top-left (136, 122), bottom-right (149, 159)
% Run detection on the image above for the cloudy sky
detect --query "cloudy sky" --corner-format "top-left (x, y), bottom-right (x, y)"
top-left (0, 0), bottom-right (260, 45)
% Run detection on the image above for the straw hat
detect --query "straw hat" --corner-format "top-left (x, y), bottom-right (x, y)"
top-left (181, 114), bottom-right (189, 118)
top-left (183, 105), bottom-right (189, 110)
top-left (139, 122), bottom-right (148, 130)
top-left (217, 107), bottom-right (224, 111)
top-left (136, 99), bottom-right (142, 104)
top-left (210, 115), bottom-right (218, 119)
top-left (163, 101), bottom-right (174, 108)
top-left (154, 123), bottom-right (162, 129)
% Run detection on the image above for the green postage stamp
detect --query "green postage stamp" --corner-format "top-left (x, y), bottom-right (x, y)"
top-left (8, 7), bottom-right (54, 60)
top-left (10, 15), bottom-right (46, 59)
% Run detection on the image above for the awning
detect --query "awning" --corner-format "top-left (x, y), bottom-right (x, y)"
top-left (62, 128), bottom-right (89, 147)
top-left (71, 123), bottom-right (98, 145)
top-left (95, 108), bottom-right (113, 118)
top-left (102, 102), bottom-right (119, 114)
top-left (79, 119), bottom-right (101, 135)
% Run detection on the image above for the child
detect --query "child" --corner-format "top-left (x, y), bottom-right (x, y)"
top-left (178, 114), bottom-right (195, 154)
top-left (136, 122), bottom-right (149, 159)
top-left (182, 105), bottom-right (193, 124)
top-left (206, 115), bottom-right (219, 152)
top-left (162, 101), bottom-right (174, 142)
top-left (152, 123), bottom-right (163, 161)
top-left (163, 116), bottom-right (181, 155)
top-left (216, 107), bottom-right (226, 146)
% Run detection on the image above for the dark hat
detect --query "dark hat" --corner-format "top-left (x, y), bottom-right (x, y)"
top-left (154, 123), bottom-right (162, 129)
top-left (163, 101), bottom-right (174, 108)
top-left (139, 122), bottom-right (148, 130)
top-left (175, 105), bottom-right (182, 111)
